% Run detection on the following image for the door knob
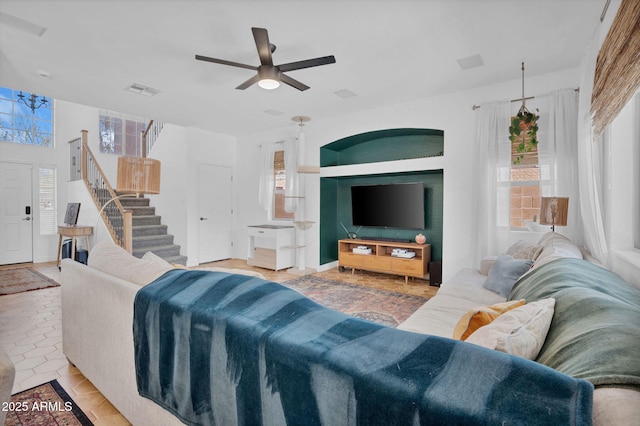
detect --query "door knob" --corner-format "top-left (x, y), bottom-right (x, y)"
top-left (200, 217), bottom-right (208, 221)
top-left (22, 217), bottom-right (31, 221)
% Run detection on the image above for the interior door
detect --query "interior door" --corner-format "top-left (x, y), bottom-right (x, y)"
top-left (0, 162), bottom-right (33, 264)
top-left (198, 164), bottom-right (232, 263)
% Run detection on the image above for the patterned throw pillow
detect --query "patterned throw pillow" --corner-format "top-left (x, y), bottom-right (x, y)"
top-left (506, 240), bottom-right (544, 261)
top-left (452, 299), bottom-right (526, 340)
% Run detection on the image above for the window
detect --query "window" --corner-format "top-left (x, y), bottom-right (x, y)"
top-left (39, 166), bottom-right (57, 235)
top-left (273, 150), bottom-right (294, 220)
top-left (509, 116), bottom-right (541, 229)
top-left (0, 86), bottom-right (53, 147)
top-left (99, 111), bottom-right (147, 156)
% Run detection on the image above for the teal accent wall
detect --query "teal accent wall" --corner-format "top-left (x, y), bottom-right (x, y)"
top-left (320, 128), bottom-right (444, 167)
top-left (319, 128), bottom-right (444, 266)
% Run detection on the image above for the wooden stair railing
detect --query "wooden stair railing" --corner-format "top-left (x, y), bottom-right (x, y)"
top-left (142, 120), bottom-right (163, 158)
top-left (79, 130), bottom-right (133, 253)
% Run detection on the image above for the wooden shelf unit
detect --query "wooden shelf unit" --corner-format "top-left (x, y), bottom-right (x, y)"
top-left (338, 239), bottom-right (431, 284)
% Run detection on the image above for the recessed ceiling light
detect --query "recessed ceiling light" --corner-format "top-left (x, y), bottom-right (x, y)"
top-left (457, 54), bottom-right (484, 70)
top-left (125, 83), bottom-right (161, 97)
top-left (334, 89), bottom-right (357, 99)
top-left (264, 109), bottom-right (284, 116)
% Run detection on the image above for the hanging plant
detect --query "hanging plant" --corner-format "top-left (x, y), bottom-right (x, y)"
top-left (509, 109), bottom-right (539, 165)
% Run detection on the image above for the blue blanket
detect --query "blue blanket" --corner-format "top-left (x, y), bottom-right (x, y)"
top-left (134, 269), bottom-right (593, 425)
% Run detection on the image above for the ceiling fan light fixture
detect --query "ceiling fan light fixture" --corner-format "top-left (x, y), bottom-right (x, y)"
top-left (257, 66), bottom-right (281, 90)
top-left (258, 78), bottom-right (280, 90)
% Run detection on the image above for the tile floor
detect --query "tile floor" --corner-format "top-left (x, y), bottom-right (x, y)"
top-left (0, 260), bottom-right (438, 425)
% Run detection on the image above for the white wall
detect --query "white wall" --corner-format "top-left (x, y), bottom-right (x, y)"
top-left (604, 94), bottom-right (640, 289)
top-left (235, 68), bottom-right (581, 280)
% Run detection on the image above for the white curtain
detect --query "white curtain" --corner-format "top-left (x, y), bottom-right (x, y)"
top-left (258, 143), bottom-right (277, 213)
top-left (536, 89), bottom-right (582, 244)
top-left (471, 101), bottom-right (511, 267)
top-left (284, 137), bottom-right (299, 213)
top-left (575, 28), bottom-right (608, 264)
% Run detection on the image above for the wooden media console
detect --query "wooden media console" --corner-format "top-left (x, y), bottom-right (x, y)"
top-left (338, 239), bottom-right (431, 284)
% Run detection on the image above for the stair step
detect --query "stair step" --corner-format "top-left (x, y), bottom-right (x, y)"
top-left (163, 255), bottom-right (188, 266)
top-left (123, 205), bottom-right (156, 216)
top-left (119, 197), bottom-right (150, 207)
top-left (132, 215), bottom-right (162, 226)
top-left (132, 234), bottom-right (174, 250)
top-left (132, 224), bottom-right (168, 237)
top-left (133, 244), bottom-right (181, 259)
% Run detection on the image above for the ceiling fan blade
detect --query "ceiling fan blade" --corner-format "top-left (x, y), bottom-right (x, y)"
top-left (195, 54), bottom-right (257, 71)
top-left (235, 74), bottom-right (261, 90)
top-left (252, 27), bottom-right (273, 67)
top-left (280, 73), bottom-right (310, 91)
top-left (277, 55), bottom-right (336, 72)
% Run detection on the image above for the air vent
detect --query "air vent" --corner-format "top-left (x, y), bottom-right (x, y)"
top-left (334, 89), bottom-right (357, 99)
top-left (125, 83), bottom-right (161, 97)
top-left (457, 54), bottom-right (484, 70)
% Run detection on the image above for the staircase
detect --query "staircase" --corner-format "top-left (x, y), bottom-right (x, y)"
top-left (118, 195), bottom-right (187, 265)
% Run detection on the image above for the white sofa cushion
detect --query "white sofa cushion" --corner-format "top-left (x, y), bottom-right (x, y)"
top-left (436, 268), bottom-right (506, 306)
top-left (88, 241), bottom-right (172, 286)
top-left (142, 250), bottom-right (266, 280)
top-left (398, 269), bottom-right (506, 337)
top-left (465, 298), bottom-right (556, 360)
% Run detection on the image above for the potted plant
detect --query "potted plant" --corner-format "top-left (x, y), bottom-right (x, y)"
top-left (509, 109), bottom-right (539, 165)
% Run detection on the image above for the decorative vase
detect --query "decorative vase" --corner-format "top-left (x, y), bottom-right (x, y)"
top-left (415, 233), bottom-right (426, 244)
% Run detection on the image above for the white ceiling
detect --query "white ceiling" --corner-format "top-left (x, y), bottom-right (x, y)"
top-left (0, 0), bottom-right (605, 136)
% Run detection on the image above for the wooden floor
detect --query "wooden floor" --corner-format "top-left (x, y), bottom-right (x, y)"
top-left (0, 259), bottom-right (438, 425)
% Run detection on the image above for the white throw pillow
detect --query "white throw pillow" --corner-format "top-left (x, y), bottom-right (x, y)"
top-left (465, 298), bottom-right (556, 360)
top-left (88, 241), bottom-right (172, 286)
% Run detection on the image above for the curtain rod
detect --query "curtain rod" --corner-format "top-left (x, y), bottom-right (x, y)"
top-left (601, 0), bottom-right (611, 22)
top-left (258, 140), bottom-right (284, 148)
top-left (472, 88), bottom-right (580, 111)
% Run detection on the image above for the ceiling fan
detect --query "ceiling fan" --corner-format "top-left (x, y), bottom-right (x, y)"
top-left (195, 27), bottom-right (336, 91)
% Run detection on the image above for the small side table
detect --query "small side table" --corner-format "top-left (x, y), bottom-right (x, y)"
top-left (57, 225), bottom-right (93, 268)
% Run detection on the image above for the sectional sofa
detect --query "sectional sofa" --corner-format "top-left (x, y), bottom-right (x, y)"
top-left (60, 233), bottom-right (640, 424)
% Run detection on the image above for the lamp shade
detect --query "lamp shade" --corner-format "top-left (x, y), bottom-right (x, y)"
top-left (540, 197), bottom-right (569, 228)
top-left (116, 156), bottom-right (161, 194)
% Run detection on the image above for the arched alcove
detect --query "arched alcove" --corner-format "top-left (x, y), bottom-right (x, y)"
top-left (319, 128), bottom-right (444, 266)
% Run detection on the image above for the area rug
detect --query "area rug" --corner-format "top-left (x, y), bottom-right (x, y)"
top-left (5, 380), bottom-right (93, 426)
top-left (0, 268), bottom-right (60, 296)
top-left (281, 275), bottom-right (428, 327)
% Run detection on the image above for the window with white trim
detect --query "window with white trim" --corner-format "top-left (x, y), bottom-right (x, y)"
top-left (509, 114), bottom-right (542, 229)
top-left (39, 166), bottom-right (57, 235)
top-left (99, 111), bottom-right (147, 156)
top-left (273, 150), bottom-right (294, 220)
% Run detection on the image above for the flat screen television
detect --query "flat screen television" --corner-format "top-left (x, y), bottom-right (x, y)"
top-left (351, 182), bottom-right (424, 229)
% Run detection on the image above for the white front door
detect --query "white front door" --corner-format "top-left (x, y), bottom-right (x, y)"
top-left (198, 164), bottom-right (232, 263)
top-left (0, 162), bottom-right (33, 265)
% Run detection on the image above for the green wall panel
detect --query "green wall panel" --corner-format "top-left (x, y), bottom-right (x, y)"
top-left (320, 128), bottom-right (444, 167)
top-left (320, 171), bottom-right (443, 265)
top-left (320, 178), bottom-right (339, 264)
